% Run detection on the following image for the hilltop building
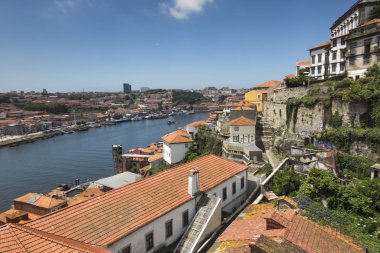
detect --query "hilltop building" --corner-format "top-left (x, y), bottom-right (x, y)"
top-left (296, 61), bottom-right (310, 75)
top-left (13, 155), bottom-right (249, 253)
top-left (309, 0), bottom-right (380, 80)
top-left (245, 81), bottom-right (281, 112)
top-left (162, 128), bottom-right (193, 164)
top-left (222, 116), bottom-right (262, 164)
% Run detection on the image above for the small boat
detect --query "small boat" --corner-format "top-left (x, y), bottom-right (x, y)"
top-left (167, 120), bottom-right (176, 125)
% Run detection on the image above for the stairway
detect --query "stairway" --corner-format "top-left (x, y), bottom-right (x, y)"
top-left (175, 195), bottom-right (220, 253)
top-left (256, 116), bottom-right (273, 151)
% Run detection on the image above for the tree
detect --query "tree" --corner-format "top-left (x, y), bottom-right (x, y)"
top-left (273, 167), bottom-right (302, 196)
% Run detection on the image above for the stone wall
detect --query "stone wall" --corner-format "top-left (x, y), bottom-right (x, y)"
top-left (331, 98), bottom-right (368, 127)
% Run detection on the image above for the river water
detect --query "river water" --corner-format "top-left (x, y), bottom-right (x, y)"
top-left (0, 113), bottom-right (208, 211)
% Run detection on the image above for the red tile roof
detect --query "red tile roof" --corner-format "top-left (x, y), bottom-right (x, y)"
top-left (26, 155), bottom-right (247, 246)
top-left (15, 193), bottom-right (67, 209)
top-left (230, 116), bottom-right (256, 126)
top-left (285, 74), bottom-right (297, 79)
top-left (187, 120), bottom-right (209, 128)
top-left (231, 106), bottom-right (255, 111)
top-left (0, 224), bottom-right (110, 253)
top-left (162, 129), bottom-right (193, 144)
top-left (254, 80), bottom-right (282, 89)
top-left (210, 202), bottom-right (365, 253)
top-left (309, 41), bottom-right (330, 51)
top-left (296, 61), bottom-right (310, 66)
top-left (148, 153), bottom-right (164, 163)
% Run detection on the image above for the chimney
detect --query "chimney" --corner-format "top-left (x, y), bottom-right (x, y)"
top-left (188, 168), bottom-right (200, 196)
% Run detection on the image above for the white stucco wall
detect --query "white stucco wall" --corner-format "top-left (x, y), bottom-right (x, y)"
top-left (108, 170), bottom-right (247, 253)
top-left (229, 125), bottom-right (255, 144)
top-left (163, 142), bottom-right (190, 164)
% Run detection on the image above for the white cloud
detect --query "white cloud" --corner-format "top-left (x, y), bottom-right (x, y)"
top-left (160, 0), bottom-right (214, 20)
top-left (55, 0), bottom-right (78, 13)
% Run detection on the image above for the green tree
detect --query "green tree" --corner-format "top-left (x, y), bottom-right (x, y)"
top-left (273, 167), bottom-right (302, 196)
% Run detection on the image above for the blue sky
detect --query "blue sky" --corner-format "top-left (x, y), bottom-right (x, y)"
top-left (0, 0), bottom-right (355, 92)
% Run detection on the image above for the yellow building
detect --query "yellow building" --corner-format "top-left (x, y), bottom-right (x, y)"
top-left (245, 80), bottom-right (281, 112)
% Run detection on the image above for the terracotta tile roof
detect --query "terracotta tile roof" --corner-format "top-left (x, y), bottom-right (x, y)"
top-left (285, 74), bottom-right (297, 79)
top-left (210, 203), bottom-right (365, 253)
top-left (258, 90), bottom-right (268, 94)
top-left (15, 193), bottom-right (66, 209)
top-left (162, 128), bottom-right (193, 144)
top-left (0, 224), bottom-right (110, 253)
top-left (254, 80), bottom-right (282, 89)
top-left (309, 40), bottom-right (330, 51)
top-left (148, 153), bottom-right (164, 163)
top-left (229, 116), bottom-right (256, 126)
top-left (26, 155), bottom-right (247, 246)
top-left (233, 101), bottom-right (255, 107)
top-left (231, 106), bottom-right (254, 111)
top-left (296, 61), bottom-right (310, 66)
top-left (187, 120), bottom-right (208, 128)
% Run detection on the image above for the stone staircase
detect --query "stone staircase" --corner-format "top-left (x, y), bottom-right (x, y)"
top-left (175, 194), bottom-right (220, 253)
top-left (256, 116), bottom-right (273, 151)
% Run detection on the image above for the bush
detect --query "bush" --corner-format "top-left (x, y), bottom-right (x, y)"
top-left (336, 153), bottom-right (374, 179)
top-left (273, 167), bottom-right (302, 197)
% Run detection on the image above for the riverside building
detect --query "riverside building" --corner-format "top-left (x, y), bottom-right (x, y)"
top-left (6, 155), bottom-right (250, 253)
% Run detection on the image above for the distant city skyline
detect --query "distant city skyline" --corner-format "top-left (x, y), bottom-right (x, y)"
top-left (0, 0), bottom-right (355, 92)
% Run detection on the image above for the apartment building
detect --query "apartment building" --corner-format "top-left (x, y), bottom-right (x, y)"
top-left (162, 128), bottom-right (193, 164)
top-left (309, 0), bottom-right (379, 80)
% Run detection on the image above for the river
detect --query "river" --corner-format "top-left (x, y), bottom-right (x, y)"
top-left (0, 113), bottom-right (208, 211)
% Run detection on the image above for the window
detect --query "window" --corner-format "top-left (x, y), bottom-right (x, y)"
top-left (232, 182), bottom-right (236, 195)
top-left (311, 55), bottom-right (315, 64)
top-left (364, 55), bottom-right (371, 65)
top-left (332, 51), bottom-right (337, 60)
top-left (222, 187), bottom-right (227, 201)
top-left (311, 67), bottom-right (315, 75)
top-left (317, 66), bottom-right (322, 74)
top-left (332, 63), bottom-right (337, 72)
top-left (119, 245), bottom-right (131, 253)
top-left (185, 144), bottom-right (189, 148)
top-left (317, 54), bottom-right (322, 63)
top-left (165, 220), bottom-right (173, 239)
top-left (233, 136), bottom-right (239, 142)
top-left (340, 63), bottom-right (345, 71)
top-left (349, 42), bottom-right (357, 55)
top-left (234, 126), bottom-right (239, 131)
top-left (241, 177), bottom-right (245, 189)
top-left (258, 95), bottom-right (261, 99)
top-left (349, 56), bottom-right (356, 66)
top-left (182, 210), bottom-right (189, 227)
top-left (145, 232), bottom-right (154, 251)
top-left (341, 37), bottom-right (345, 45)
top-left (340, 50), bottom-right (345, 59)
top-left (332, 39), bottom-right (337, 47)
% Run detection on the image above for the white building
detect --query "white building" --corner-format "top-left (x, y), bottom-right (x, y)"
top-left (162, 129), bottom-right (193, 164)
top-left (24, 155), bottom-right (249, 253)
top-left (309, 0), bottom-right (379, 80)
top-left (185, 120), bottom-right (208, 139)
top-left (222, 116), bottom-right (262, 164)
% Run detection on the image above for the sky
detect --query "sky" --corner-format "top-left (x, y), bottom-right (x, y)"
top-left (0, 0), bottom-right (356, 92)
